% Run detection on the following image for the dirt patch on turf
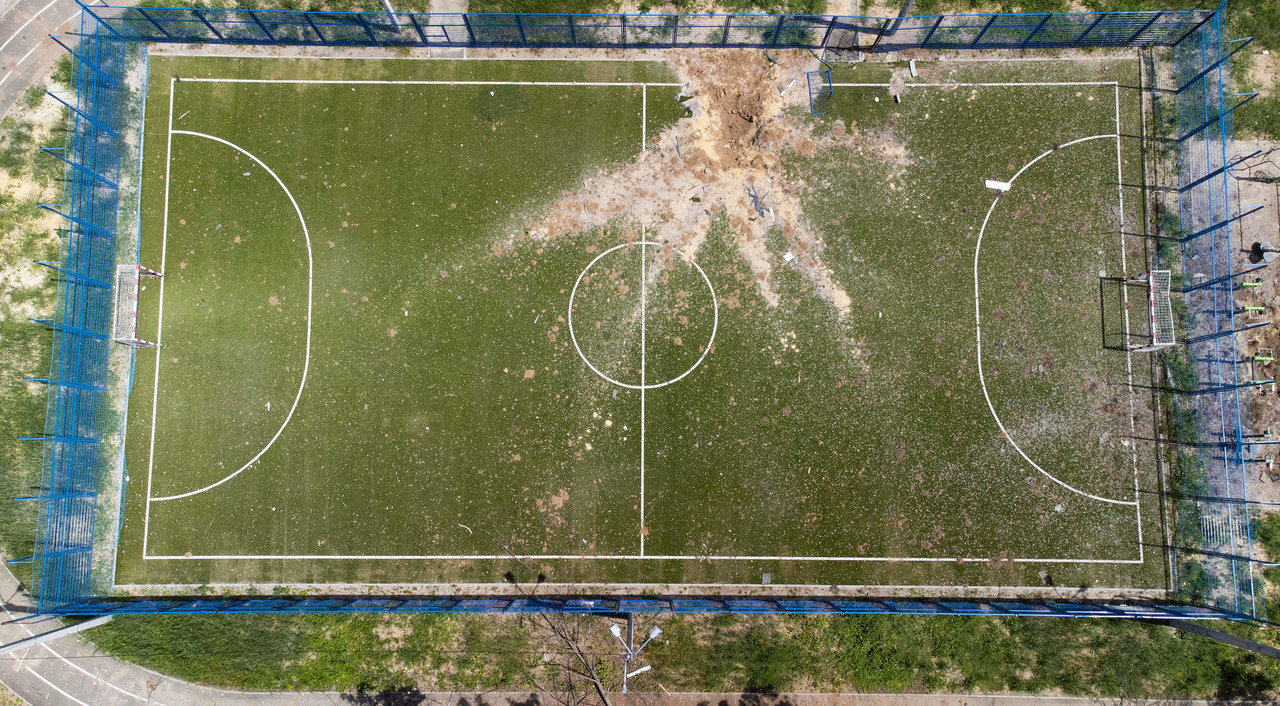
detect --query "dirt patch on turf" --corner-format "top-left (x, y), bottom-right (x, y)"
top-left (517, 49), bottom-right (910, 319)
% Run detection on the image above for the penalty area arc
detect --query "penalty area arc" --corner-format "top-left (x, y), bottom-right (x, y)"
top-left (972, 133), bottom-right (1138, 508)
top-left (150, 130), bottom-right (314, 503)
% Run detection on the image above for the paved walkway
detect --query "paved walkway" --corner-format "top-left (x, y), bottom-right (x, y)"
top-left (0, 0), bottom-right (105, 119)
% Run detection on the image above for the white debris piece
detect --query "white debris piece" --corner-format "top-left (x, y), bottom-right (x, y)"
top-left (985, 179), bottom-right (1012, 192)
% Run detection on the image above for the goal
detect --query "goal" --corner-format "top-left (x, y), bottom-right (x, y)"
top-left (1128, 269), bottom-right (1175, 352)
top-left (113, 264), bottom-right (161, 348)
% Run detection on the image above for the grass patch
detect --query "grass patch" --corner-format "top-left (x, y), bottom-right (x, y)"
top-left (85, 612), bottom-right (1280, 698)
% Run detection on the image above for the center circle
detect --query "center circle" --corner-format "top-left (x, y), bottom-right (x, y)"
top-left (568, 240), bottom-right (718, 390)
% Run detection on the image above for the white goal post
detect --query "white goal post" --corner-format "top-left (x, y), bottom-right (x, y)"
top-left (1128, 269), bottom-right (1175, 353)
top-left (113, 264), bottom-right (161, 348)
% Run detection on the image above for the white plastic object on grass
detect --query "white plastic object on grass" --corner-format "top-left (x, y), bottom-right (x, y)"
top-left (985, 179), bottom-right (1011, 192)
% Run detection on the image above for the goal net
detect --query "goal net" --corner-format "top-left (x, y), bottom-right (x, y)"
top-left (113, 264), bottom-right (160, 348)
top-left (1131, 269), bottom-right (1175, 352)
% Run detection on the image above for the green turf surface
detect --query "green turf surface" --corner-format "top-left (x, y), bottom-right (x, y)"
top-left (116, 55), bottom-right (1163, 589)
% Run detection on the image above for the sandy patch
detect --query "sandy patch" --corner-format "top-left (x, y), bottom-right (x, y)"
top-left (519, 49), bottom-right (909, 319)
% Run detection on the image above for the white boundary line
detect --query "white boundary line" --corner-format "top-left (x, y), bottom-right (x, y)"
top-left (640, 82), bottom-right (646, 154)
top-left (830, 81), bottom-right (1119, 88)
top-left (149, 128), bottom-right (315, 503)
top-left (141, 78), bottom-right (177, 556)
top-left (152, 50), bottom-right (672, 63)
top-left (973, 133), bottom-right (1137, 508)
top-left (176, 77), bottom-right (682, 87)
top-left (145, 552), bottom-right (1141, 564)
top-left (640, 231), bottom-right (646, 557)
top-left (1114, 82), bottom-right (1144, 563)
top-left (140, 77), bottom-right (1142, 566)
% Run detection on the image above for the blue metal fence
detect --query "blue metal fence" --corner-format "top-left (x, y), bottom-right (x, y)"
top-left (16, 9), bottom-right (137, 614)
top-left (47, 595), bottom-right (1252, 621)
top-left (80, 4), bottom-right (1212, 51)
top-left (1167, 6), bottom-right (1268, 621)
top-left (19, 2), bottom-right (1269, 620)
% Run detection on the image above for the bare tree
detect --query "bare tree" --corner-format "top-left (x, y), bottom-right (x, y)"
top-left (479, 525), bottom-right (614, 706)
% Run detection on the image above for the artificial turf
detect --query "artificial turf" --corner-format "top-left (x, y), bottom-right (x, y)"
top-left (115, 54), bottom-right (1164, 590)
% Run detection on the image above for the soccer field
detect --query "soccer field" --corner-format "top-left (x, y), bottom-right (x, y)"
top-left (114, 52), bottom-right (1164, 591)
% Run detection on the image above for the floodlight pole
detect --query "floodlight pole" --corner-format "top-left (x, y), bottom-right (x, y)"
top-left (611, 615), bottom-right (661, 695)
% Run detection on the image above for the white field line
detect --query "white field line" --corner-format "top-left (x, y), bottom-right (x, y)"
top-left (142, 78), bottom-right (177, 556)
top-left (177, 77), bottom-right (682, 87)
top-left (151, 50), bottom-right (666, 63)
top-left (149, 129), bottom-right (315, 503)
top-left (145, 552), bottom-right (1142, 564)
top-left (831, 81), bottom-right (1119, 88)
top-left (1114, 81), bottom-right (1144, 562)
top-left (640, 232), bottom-right (646, 557)
top-left (973, 132), bottom-right (1138, 509)
top-left (144, 79), bottom-right (1140, 565)
top-left (641, 82), bottom-right (646, 155)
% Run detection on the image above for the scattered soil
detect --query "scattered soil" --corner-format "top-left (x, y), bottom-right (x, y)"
top-left (518, 49), bottom-right (911, 318)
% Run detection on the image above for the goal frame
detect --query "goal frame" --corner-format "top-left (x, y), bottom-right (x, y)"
top-left (113, 264), bottom-right (161, 348)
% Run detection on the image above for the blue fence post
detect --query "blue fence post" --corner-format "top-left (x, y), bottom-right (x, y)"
top-left (818, 15), bottom-right (836, 48)
top-left (868, 16), bottom-right (891, 51)
top-left (513, 14), bottom-right (527, 46)
top-left (48, 36), bottom-right (121, 87)
top-left (302, 13), bottom-right (325, 43)
top-left (1127, 11), bottom-right (1164, 44)
top-left (921, 15), bottom-right (944, 47)
top-left (78, 2), bottom-right (123, 39)
top-left (44, 91), bottom-right (118, 137)
top-left (567, 14), bottom-right (576, 45)
top-left (971, 14), bottom-right (997, 47)
top-left (620, 13), bottom-right (627, 48)
top-left (192, 10), bottom-right (225, 42)
top-left (247, 10), bottom-right (276, 42)
top-left (134, 8), bottom-right (172, 39)
top-left (460, 13), bottom-right (476, 45)
top-left (357, 13), bottom-right (377, 44)
top-left (39, 147), bottom-right (118, 188)
top-left (720, 14), bottom-right (731, 45)
top-left (1023, 13), bottom-right (1052, 47)
top-left (671, 14), bottom-right (679, 47)
top-left (1072, 13), bottom-right (1107, 47)
top-left (770, 14), bottom-right (785, 47)
top-left (406, 14), bottom-right (427, 45)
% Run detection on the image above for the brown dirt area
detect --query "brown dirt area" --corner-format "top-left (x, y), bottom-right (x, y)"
top-left (1236, 141), bottom-right (1280, 502)
top-left (510, 49), bottom-right (910, 319)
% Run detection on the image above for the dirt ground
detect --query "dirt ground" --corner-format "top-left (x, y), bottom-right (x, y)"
top-left (1236, 140), bottom-right (1280, 502)
top-left (510, 48), bottom-right (912, 318)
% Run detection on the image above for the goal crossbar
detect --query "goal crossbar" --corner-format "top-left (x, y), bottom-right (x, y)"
top-left (1129, 269), bottom-right (1175, 352)
top-left (112, 264), bottom-right (160, 348)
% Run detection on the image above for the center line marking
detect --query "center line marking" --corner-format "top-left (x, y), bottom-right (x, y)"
top-left (640, 231), bottom-right (646, 556)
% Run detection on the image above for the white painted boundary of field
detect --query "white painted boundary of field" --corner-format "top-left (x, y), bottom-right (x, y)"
top-left (147, 552), bottom-right (1142, 564)
top-left (831, 81), bottom-right (1119, 88)
top-left (140, 78), bottom-right (177, 558)
top-left (142, 77), bottom-right (1144, 567)
top-left (640, 232), bottom-right (646, 557)
top-left (175, 77), bottom-right (682, 87)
